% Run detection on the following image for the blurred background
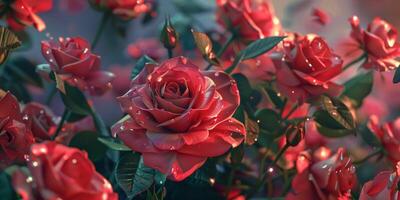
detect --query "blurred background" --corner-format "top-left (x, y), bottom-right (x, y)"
top-left (4, 0), bottom-right (400, 126)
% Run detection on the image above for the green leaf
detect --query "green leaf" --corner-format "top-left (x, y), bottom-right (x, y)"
top-left (90, 109), bottom-right (109, 137)
top-left (60, 84), bottom-right (92, 115)
top-left (0, 172), bottom-right (17, 200)
top-left (393, 66), bottom-right (400, 83)
top-left (98, 137), bottom-right (131, 151)
top-left (232, 73), bottom-right (252, 101)
top-left (131, 55), bottom-right (157, 80)
top-left (241, 36), bottom-right (285, 60)
top-left (314, 110), bottom-right (347, 130)
top-left (320, 95), bottom-right (355, 130)
top-left (69, 131), bottom-right (108, 161)
top-left (342, 72), bottom-right (373, 107)
top-left (316, 124), bottom-right (354, 138)
top-left (66, 112), bottom-right (87, 122)
top-left (225, 36), bottom-right (285, 74)
top-left (0, 26), bottom-right (21, 65)
top-left (265, 88), bottom-right (285, 109)
top-left (359, 124), bottom-right (382, 147)
top-left (6, 57), bottom-right (43, 87)
top-left (115, 154), bottom-right (163, 198)
top-left (255, 109), bottom-right (281, 133)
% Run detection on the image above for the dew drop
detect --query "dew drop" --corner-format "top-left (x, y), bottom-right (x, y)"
top-left (119, 126), bottom-right (125, 131)
top-left (26, 176), bottom-right (33, 183)
top-left (32, 161), bottom-right (39, 167)
top-left (214, 71), bottom-right (220, 77)
top-left (22, 114), bottom-right (29, 121)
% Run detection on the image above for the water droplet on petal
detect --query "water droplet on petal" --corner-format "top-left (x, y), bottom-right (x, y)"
top-left (22, 114), bottom-right (29, 120)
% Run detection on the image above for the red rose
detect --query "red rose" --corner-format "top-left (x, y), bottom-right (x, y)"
top-left (274, 34), bottom-right (343, 103)
top-left (368, 115), bottom-right (400, 164)
top-left (359, 162), bottom-right (400, 200)
top-left (0, 0), bottom-right (52, 31)
top-left (41, 37), bottom-right (115, 95)
top-left (12, 142), bottom-right (118, 200)
top-left (349, 16), bottom-right (400, 71)
top-left (90, 0), bottom-right (152, 19)
top-left (286, 148), bottom-right (357, 200)
top-left (112, 57), bottom-right (246, 181)
top-left (22, 102), bottom-right (57, 141)
top-left (216, 0), bottom-right (281, 41)
top-left (0, 92), bottom-right (34, 169)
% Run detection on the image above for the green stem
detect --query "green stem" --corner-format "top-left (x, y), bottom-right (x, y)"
top-left (205, 34), bottom-right (235, 70)
top-left (246, 143), bottom-right (290, 197)
top-left (343, 53), bottom-right (367, 71)
top-left (354, 149), bottom-right (382, 165)
top-left (91, 12), bottom-right (111, 50)
top-left (52, 109), bottom-right (71, 140)
top-left (45, 84), bottom-right (57, 105)
top-left (225, 165), bottom-right (237, 198)
top-left (167, 48), bottom-right (173, 58)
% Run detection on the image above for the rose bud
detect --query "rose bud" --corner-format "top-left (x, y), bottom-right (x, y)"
top-left (160, 18), bottom-right (178, 50)
top-left (22, 102), bottom-right (57, 141)
top-left (0, 0), bottom-right (52, 32)
top-left (216, 0), bottom-right (281, 41)
top-left (41, 37), bottom-right (115, 96)
top-left (286, 148), bottom-right (357, 200)
top-left (285, 122), bottom-right (305, 147)
top-left (12, 142), bottom-right (118, 200)
top-left (367, 115), bottom-right (400, 165)
top-left (112, 57), bottom-right (246, 181)
top-left (0, 92), bottom-right (34, 169)
top-left (90, 0), bottom-right (152, 20)
top-left (359, 162), bottom-right (400, 200)
top-left (348, 16), bottom-right (400, 71)
top-left (274, 34), bottom-right (343, 103)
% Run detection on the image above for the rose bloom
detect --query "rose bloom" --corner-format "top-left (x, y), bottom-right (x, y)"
top-left (286, 147), bottom-right (357, 200)
top-left (90, 0), bottom-right (152, 19)
top-left (22, 102), bottom-right (57, 141)
top-left (12, 142), bottom-right (118, 200)
top-left (359, 162), bottom-right (400, 200)
top-left (274, 34), bottom-right (343, 103)
top-left (348, 16), bottom-right (400, 71)
top-left (216, 0), bottom-right (281, 41)
top-left (112, 57), bottom-right (246, 181)
top-left (0, 0), bottom-right (52, 31)
top-left (0, 92), bottom-right (34, 169)
top-left (41, 37), bottom-right (115, 96)
top-left (368, 115), bottom-right (400, 165)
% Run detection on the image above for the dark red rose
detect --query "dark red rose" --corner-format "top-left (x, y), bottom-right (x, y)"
top-left (22, 102), bottom-right (57, 141)
top-left (286, 148), bottom-right (356, 200)
top-left (41, 37), bottom-right (115, 95)
top-left (359, 162), bottom-right (400, 200)
top-left (368, 115), bottom-right (400, 165)
top-left (216, 0), bottom-right (281, 41)
top-left (90, 0), bottom-right (152, 19)
top-left (349, 16), bottom-right (400, 71)
top-left (0, 0), bottom-right (52, 31)
top-left (274, 34), bottom-right (343, 103)
top-left (12, 142), bottom-right (118, 200)
top-left (112, 57), bottom-right (246, 181)
top-left (0, 92), bottom-right (34, 169)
